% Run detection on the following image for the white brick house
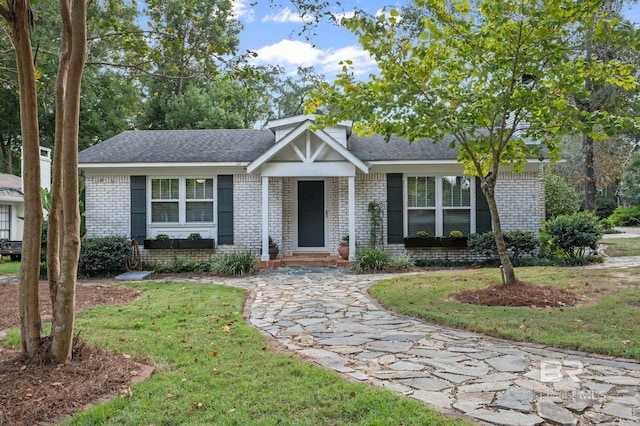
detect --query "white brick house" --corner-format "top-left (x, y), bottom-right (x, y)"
top-left (78, 115), bottom-right (545, 263)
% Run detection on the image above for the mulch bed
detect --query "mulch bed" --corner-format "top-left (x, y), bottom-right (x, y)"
top-left (0, 280), bottom-right (147, 425)
top-left (452, 281), bottom-right (583, 307)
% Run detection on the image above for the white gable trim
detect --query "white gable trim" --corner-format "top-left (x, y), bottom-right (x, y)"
top-left (247, 120), bottom-right (369, 174)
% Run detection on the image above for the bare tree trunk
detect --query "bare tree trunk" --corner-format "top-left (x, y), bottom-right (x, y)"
top-left (47, 0), bottom-right (70, 316)
top-left (0, 134), bottom-right (13, 174)
top-left (583, 133), bottom-right (597, 213)
top-left (50, 0), bottom-right (86, 364)
top-left (481, 175), bottom-right (517, 286)
top-left (1, 0), bottom-right (44, 356)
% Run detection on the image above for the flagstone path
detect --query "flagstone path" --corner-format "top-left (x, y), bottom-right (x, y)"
top-left (214, 266), bottom-right (640, 426)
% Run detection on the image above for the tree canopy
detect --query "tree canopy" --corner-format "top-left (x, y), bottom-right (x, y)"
top-left (309, 0), bottom-right (639, 285)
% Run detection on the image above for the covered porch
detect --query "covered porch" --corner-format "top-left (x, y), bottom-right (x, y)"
top-left (246, 117), bottom-right (369, 263)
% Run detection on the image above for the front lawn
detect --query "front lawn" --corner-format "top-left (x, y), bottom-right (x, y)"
top-left (0, 259), bottom-right (20, 275)
top-left (62, 281), bottom-right (468, 425)
top-left (370, 267), bottom-right (640, 359)
top-left (601, 237), bottom-right (640, 257)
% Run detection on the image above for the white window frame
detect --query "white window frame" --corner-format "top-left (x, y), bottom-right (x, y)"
top-left (403, 175), bottom-right (476, 237)
top-left (0, 205), bottom-right (10, 240)
top-left (147, 177), bottom-right (216, 236)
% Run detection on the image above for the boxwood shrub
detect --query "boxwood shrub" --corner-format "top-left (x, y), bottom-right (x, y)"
top-left (78, 236), bottom-right (131, 277)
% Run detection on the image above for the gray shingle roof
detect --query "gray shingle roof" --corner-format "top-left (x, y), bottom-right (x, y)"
top-left (0, 173), bottom-right (23, 198)
top-left (78, 128), bottom-right (461, 165)
top-left (78, 129), bottom-right (276, 163)
top-left (349, 133), bottom-right (459, 161)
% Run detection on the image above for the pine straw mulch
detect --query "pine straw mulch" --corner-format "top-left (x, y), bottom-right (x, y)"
top-left (452, 280), bottom-right (583, 307)
top-left (0, 281), bottom-right (150, 426)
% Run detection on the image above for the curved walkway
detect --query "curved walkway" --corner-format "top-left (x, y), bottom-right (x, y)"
top-left (216, 266), bottom-right (640, 426)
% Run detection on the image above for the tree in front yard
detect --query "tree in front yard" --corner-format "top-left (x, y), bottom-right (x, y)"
top-left (619, 149), bottom-right (640, 206)
top-left (308, 0), bottom-right (638, 286)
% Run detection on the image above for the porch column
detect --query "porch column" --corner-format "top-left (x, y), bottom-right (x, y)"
top-left (261, 176), bottom-right (270, 261)
top-left (348, 175), bottom-right (356, 261)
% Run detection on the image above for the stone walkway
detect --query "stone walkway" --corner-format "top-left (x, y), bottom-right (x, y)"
top-left (213, 266), bottom-right (640, 426)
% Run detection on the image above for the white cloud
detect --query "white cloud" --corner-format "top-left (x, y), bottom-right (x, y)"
top-left (255, 39), bottom-right (322, 68)
top-left (232, 0), bottom-right (255, 22)
top-left (253, 39), bottom-right (377, 79)
top-left (261, 7), bottom-right (305, 24)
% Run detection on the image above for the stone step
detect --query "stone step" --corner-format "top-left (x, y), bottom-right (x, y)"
top-left (282, 256), bottom-right (339, 267)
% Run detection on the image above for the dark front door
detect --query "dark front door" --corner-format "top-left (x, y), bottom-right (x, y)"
top-left (298, 180), bottom-right (325, 248)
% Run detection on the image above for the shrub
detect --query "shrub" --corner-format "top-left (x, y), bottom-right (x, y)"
top-left (608, 205), bottom-right (640, 227)
top-left (153, 257), bottom-right (211, 273)
top-left (544, 173), bottom-right (581, 220)
top-left (595, 194), bottom-right (618, 219)
top-left (505, 230), bottom-right (539, 260)
top-left (544, 211), bottom-right (603, 258)
top-left (467, 232), bottom-right (497, 257)
top-left (78, 236), bottom-right (131, 277)
top-left (600, 217), bottom-right (615, 232)
top-left (468, 231), bottom-right (539, 261)
top-left (211, 251), bottom-right (255, 276)
top-left (389, 254), bottom-right (415, 270)
top-left (352, 248), bottom-right (391, 273)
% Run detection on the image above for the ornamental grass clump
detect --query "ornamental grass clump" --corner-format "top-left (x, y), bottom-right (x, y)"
top-left (211, 251), bottom-right (255, 276)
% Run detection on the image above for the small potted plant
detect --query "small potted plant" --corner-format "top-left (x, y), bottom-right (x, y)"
top-left (268, 236), bottom-right (279, 259)
top-left (179, 232), bottom-right (215, 249)
top-left (441, 230), bottom-right (468, 248)
top-left (338, 235), bottom-right (349, 260)
top-left (144, 233), bottom-right (175, 249)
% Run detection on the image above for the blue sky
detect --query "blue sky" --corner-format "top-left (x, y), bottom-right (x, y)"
top-left (232, 0), bottom-right (640, 80)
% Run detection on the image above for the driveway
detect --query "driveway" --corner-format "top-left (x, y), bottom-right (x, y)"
top-left (217, 266), bottom-right (640, 426)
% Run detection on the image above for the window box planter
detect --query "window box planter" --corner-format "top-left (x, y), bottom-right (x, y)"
top-left (143, 239), bottom-right (215, 249)
top-left (179, 239), bottom-right (215, 249)
top-left (403, 237), bottom-right (468, 248)
top-left (403, 237), bottom-right (441, 248)
top-left (440, 237), bottom-right (468, 248)
top-left (144, 239), bottom-right (177, 249)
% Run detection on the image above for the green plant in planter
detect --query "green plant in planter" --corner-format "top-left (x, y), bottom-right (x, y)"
top-left (449, 230), bottom-right (464, 238)
top-left (268, 236), bottom-right (276, 247)
top-left (155, 234), bottom-right (169, 240)
top-left (415, 230), bottom-right (429, 238)
top-left (342, 235), bottom-right (349, 243)
top-left (187, 232), bottom-right (202, 240)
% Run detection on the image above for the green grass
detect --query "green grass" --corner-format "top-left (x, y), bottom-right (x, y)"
top-left (370, 267), bottom-right (640, 359)
top-left (53, 281), bottom-right (468, 426)
top-left (602, 237), bottom-right (640, 257)
top-left (0, 259), bottom-right (21, 275)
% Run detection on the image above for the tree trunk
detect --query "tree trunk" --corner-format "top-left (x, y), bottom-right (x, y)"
top-left (583, 133), bottom-right (597, 213)
top-left (50, 0), bottom-right (86, 364)
top-left (481, 175), bottom-right (517, 286)
top-left (3, 0), bottom-right (44, 356)
top-left (0, 134), bottom-right (13, 174)
top-left (47, 0), bottom-right (71, 317)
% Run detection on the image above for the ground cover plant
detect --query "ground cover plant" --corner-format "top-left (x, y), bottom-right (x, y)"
top-left (602, 237), bottom-right (640, 257)
top-left (370, 267), bottom-right (640, 359)
top-left (55, 281), bottom-right (466, 425)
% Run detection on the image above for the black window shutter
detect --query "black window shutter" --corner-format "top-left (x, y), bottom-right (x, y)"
top-left (217, 175), bottom-right (234, 245)
top-left (387, 173), bottom-right (404, 244)
top-left (130, 176), bottom-right (147, 243)
top-left (475, 177), bottom-right (492, 234)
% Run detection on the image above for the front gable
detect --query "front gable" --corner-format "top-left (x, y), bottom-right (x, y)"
top-left (246, 119), bottom-right (369, 176)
